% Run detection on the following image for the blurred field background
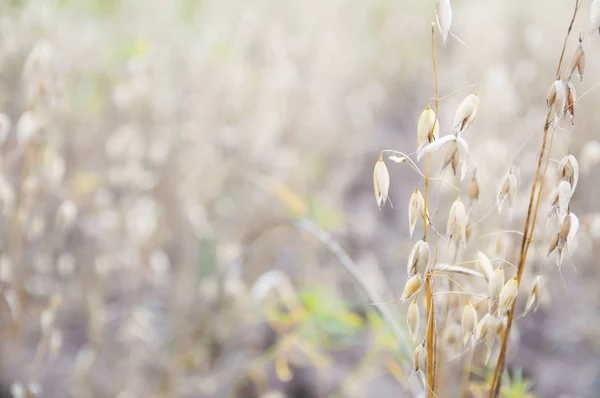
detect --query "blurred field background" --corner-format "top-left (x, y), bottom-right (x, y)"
top-left (0, 0), bottom-right (600, 397)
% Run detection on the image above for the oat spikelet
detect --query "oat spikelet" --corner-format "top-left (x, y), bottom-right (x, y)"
top-left (547, 80), bottom-right (567, 121)
top-left (488, 266), bottom-right (504, 312)
top-left (567, 212), bottom-right (579, 249)
top-left (525, 275), bottom-right (544, 315)
top-left (407, 240), bottom-right (431, 278)
top-left (401, 275), bottom-right (422, 302)
top-left (461, 301), bottom-right (477, 346)
top-left (436, 0), bottom-right (452, 48)
top-left (476, 314), bottom-right (496, 364)
top-left (413, 342), bottom-right (427, 385)
top-left (407, 299), bottom-right (420, 342)
top-left (568, 35), bottom-right (585, 81)
top-left (453, 91), bottom-right (480, 136)
top-left (557, 154), bottom-right (579, 194)
top-left (476, 251), bottom-right (494, 281)
top-left (417, 105), bottom-right (439, 152)
top-left (447, 197), bottom-right (467, 245)
top-left (497, 169), bottom-right (517, 217)
top-left (442, 136), bottom-right (470, 180)
top-left (556, 180), bottom-right (572, 223)
top-left (565, 81), bottom-right (576, 125)
top-left (373, 156), bottom-right (390, 209)
top-left (549, 211), bottom-right (576, 267)
top-left (408, 188), bottom-right (426, 238)
top-left (499, 277), bottom-right (518, 314)
top-left (592, 0), bottom-right (600, 36)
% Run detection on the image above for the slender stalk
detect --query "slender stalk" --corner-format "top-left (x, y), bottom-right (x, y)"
top-left (488, 2), bottom-right (580, 396)
top-left (423, 22), bottom-right (439, 398)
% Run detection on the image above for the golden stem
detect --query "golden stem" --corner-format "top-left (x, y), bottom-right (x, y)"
top-left (489, 2), bottom-right (580, 396)
top-left (423, 22), bottom-right (439, 398)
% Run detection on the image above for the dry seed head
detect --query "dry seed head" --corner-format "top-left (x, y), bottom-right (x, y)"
top-left (417, 105), bottom-right (439, 151)
top-left (476, 251), bottom-right (494, 281)
top-left (408, 188), bottom-right (426, 238)
top-left (443, 139), bottom-right (461, 179)
top-left (436, 0), bottom-right (452, 48)
top-left (557, 154), bottom-right (579, 194)
top-left (488, 265), bottom-right (504, 312)
top-left (401, 275), bottom-right (422, 302)
top-left (373, 157), bottom-right (390, 209)
top-left (499, 277), bottom-right (519, 314)
top-left (418, 134), bottom-right (469, 181)
top-left (547, 80), bottom-right (567, 120)
top-left (566, 81), bottom-right (576, 125)
top-left (453, 92), bottom-right (480, 136)
top-left (525, 275), bottom-right (544, 315)
top-left (447, 197), bottom-right (467, 245)
top-left (592, 0), bottom-right (600, 36)
top-left (497, 170), bottom-right (518, 215)
top-left (567, 212), bottom-right (579, 249)
top-left (559, 211), bottom-right (572, 248)
top-left (413, 342), bottom-right (426, 373)
top-left (477, 313), bottom-right (496, 363)
top-left (461, 301), bottom-right (477, 346)
top-left (556, 180), bottom-right (572, 223)
top-left (407, 299), bottom-right (420, 342)
top-left (568, 37), bottom-right (585, 81)
top-left (407, 240), bottom-right (430, 278)
top-left (476, 313), bottom-right (490, 342)
top-left (547, 232), bottom-right (560, 257)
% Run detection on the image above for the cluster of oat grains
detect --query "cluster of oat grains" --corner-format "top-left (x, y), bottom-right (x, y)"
top-left (373, 0), bottom-right (597, 396)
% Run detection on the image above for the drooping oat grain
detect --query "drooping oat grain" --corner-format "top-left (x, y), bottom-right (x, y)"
top-left (373, 156), bottom-right (390, 209)
top-left (499, 277), bottom-right (518, 314)
top-left (453, 92), bottom-right (480, 136)
top-left (547, 80), bottom-right (567, 121)
top-left (401, 274), bottom-right (422, 302)
top-left (497, 169), bottom-right (518, 216)
top-left (568, 35), bottom-right (585, 81)
top-left (407, 298), bottom-right (420, 342)
top-left (461, 301), bottom-right (477, 346)
top-left (592, 0), bottom-right (600, 36)
top-left (407, 240), bottom-right (430, 278)
top-left (488, 266), bottom-right (504, 312)
top-left (447, 197), bottom-right (467, 245)
top-left (436, 0), bottom-right (452, 47)
top-left (525, 275), bottom-right (544, 315)
top-left (417, 105), bottom-right (439, 152)
top-left (408, 188), bottom-right (426, 238)
top-left (476, 251), bottom-right (494, 281)
top-left (557, 154), bottom-right (579, 194)
top-left (566, 81), bottom-right (576, 125)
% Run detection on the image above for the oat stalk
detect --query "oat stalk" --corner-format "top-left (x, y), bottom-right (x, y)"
top-left (423, 22), bottom-right (439, 398)
top-left (488, 1), bottom-right (581, 396)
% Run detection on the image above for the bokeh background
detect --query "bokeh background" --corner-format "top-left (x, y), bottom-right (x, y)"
top-left (0, 0), bottom-right (599, 397)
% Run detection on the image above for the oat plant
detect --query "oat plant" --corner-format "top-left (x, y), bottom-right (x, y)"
top-left (373, 1), bottom-right (594, 396)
